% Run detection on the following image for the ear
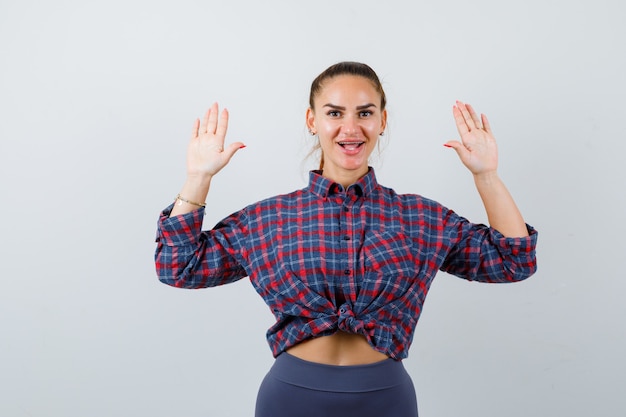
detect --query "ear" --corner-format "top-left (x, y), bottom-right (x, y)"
top-left (380, 109), bottom-right (388, 133)
top-left (306, 107), bottom-right (316, 134)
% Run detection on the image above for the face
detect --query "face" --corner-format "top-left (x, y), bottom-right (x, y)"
top-left (306, 75), bottom-right (387, 186)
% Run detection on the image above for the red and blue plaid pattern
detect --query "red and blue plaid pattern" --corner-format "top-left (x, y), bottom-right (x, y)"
top-left (155, 169), bottom-right (537, 360)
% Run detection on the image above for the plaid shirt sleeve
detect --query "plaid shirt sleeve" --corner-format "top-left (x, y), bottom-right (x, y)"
top-left (439, 207), bottom-right (538, 283)
top-left (154, 203), bottom-right (249, 288)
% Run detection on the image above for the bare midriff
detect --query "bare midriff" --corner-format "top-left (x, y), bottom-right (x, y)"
top-left (286, 331), bottom-right (389, 366)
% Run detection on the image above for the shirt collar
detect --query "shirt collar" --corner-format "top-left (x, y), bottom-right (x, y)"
top-left (308, 167), bottom-right (378, 198)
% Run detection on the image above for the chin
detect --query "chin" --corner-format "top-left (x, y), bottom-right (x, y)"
top-left (341, 163), bottom-right (369, 172)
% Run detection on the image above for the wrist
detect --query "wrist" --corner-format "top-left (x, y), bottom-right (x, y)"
top-left (175, 194), bottom-right (206, 208)
top-left (185, 173), bottom-right (213, 189)
top-left (473, 170), bottom-right (499, 185)
top-left (170, 176), bottom-right (212, 217)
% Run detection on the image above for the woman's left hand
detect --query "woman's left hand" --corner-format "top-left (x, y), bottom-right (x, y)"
top-left (445, 101), bottom-right (498, 176)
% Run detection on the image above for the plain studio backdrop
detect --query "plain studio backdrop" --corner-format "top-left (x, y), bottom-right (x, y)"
top-left (1, 0), bottom-right (624, 416)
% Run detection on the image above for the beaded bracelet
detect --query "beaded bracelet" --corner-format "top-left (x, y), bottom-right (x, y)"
top-left (176, 194), bottom-right (206, 208)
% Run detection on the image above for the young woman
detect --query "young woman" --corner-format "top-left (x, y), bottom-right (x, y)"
top-left (155, 62), bottom-right (538, 417)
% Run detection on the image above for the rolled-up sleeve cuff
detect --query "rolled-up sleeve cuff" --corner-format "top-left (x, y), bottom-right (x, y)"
top-left (155, 203), bottom-right (205, 246)
top-left (493, 224), bottom-right (538, 257)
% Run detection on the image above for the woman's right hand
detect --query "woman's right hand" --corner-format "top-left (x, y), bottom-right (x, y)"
top-left (186, 102), bottom-right (245, 180)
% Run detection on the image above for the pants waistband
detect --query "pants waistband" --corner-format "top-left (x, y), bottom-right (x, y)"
top-left (269, 352), bottom-right (410, 393)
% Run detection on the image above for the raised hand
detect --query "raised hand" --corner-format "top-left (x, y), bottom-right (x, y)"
top-left (187, 102), bottom-right (245, 179)
top-left (445, 101), bottom-right (498, 176)
top-left (170, 103), bottom-right (246, 216)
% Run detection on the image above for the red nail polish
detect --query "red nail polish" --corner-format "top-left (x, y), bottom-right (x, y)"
top-left (443, 144), bottom-right (452, 148)
top-left (239, 145), bottom-right (247, 149)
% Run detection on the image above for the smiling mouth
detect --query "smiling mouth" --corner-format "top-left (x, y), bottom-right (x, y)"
top-left (338, 141), bottom-right (365, 150)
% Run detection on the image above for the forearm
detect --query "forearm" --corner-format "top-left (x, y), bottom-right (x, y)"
top-left (473, 171), bottom-right (529, 238)
top-left (170, 174), bottom-right (213, 217)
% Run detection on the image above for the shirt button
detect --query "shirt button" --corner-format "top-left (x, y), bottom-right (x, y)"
top-left (343, 235), bottom-right (351, 240)
top-left (344, 269), bottom-right (351, 275)
top-left (343, 206), bottom-right (349, 212)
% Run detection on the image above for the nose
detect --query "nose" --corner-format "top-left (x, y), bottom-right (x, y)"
top-left (341, 114), bottom-right (360, 135)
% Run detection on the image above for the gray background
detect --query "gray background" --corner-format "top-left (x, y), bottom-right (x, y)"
top-left (1, 0), bottom-right (624, 416)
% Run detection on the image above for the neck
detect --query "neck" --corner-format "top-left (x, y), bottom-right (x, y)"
top-left (321, 166), bottom-right (368, 189)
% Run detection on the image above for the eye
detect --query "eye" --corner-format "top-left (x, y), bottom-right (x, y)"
top-left (359, 110), bottom-right (373, 118)
top-left (327, 110), bottom-right (341, 118)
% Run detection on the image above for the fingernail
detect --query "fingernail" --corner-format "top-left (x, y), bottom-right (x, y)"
top-left (443, 144), bottom-right (452, 148)
top-left (239, 145), bottom-right (247, 149)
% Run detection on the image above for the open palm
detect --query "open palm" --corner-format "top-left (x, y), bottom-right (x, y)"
top-left (445, 101), bottom-right (498, 175)
top-left (186, 102), bottom-right (245, 178)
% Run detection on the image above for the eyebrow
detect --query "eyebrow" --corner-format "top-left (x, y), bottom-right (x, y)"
top-left (322, 103), bottom-right (378, 110)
